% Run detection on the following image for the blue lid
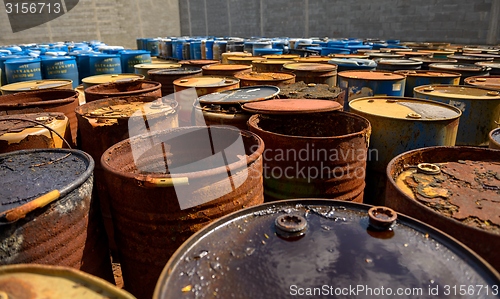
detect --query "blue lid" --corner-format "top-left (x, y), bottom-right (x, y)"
top-left (40, 56), bottom-right (76, 62)
top-left (4, 57), bottom-right (41, 64)
top-left (89, 53), bottom-right (120, 58)
top-left (120, 50), bottom-right (151, 55)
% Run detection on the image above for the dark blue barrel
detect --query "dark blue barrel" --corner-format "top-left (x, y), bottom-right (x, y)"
top-left (327, 40), bottom-right (348, 48)
top-left (4, 58), bottom-right (42, 84)
top-left (146, 38), bottom-right (160, 57)
top-left (89, 54), bottom-right (122, 75)
top-left (0, 55), bottom-right (26, 86)
top-left (136, 38), bottom-right (147, 50)
top-left (41, 56), bottom-right (79, 88)
top-left (190, 41), bottom-right (202, 60)
top-left (213, 40), bottom-right (227, 60)
top-left (120, 50), bottom-right (152, 73)
top-left (172, 39), bottom-right (185, 60)
top-left (204, 40), bottom-right (214, 60)
top-left (71, 52), bottom-right (92, 84)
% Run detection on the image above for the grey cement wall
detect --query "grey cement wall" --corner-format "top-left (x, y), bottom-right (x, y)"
top-left (0, 0), bottom-right (181, 49)
top-left (180, 0), bottom-right (500, 45)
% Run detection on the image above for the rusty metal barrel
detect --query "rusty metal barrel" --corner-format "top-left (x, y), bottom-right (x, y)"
top-left (394, 70), bottom-right (461, 97)
top-left (0, 264), bottom-right (136, 299)
top-left (476, 61), bottom-right (500, 75)
top-left (193, 85), bottom-right (280, 130)
top-left (101, 126), bottom-right (265, 299)
top-left (0, 79), bottom-right (73, 95)
top-left (154, 199), bottom-right (500, 299)
top-left (0, 89), bottom-right (79, 147)
top-left (227, 56), bottom-right (265, 65)
top-left (0, 148), bottom-right (113, 282)
top-left (349, 96), bottom-right (461, 205)
top-left (447, 54), bottom-right (494, 64)
top-left (283, 62), bottom-right (338, 87)
top-left (221, 51), bottom-right (252, 64)
top-left (133, 63), bottom-right (181, 79)
top-left (376, 59), bottom-right (423, 71)
top-left (465, 75), bottom-right (500, 90)
top-left (84, 80), bottom-right (162, 103)
top-left (386, 146), bottom-right (500, 271)
top-left (234, 71), bottom-right (295, 87)
top-left (414, 84), bottom-right (500, 146)
top-left (490, 128), bottom-right (500, 149)
top-left (148, 66), bottom-right (203, 96)
top-left (0, 112), bottom-right (70, 153)
top-left (252, 59), bottom-right (294, 73)
top-left (178, 59), bottom-right (219, 68)
top-left (201, 63), bottom-right (252, 77)
top-left (245, 99), bottom-right (369, 202)
top-left (76, 96), bottom-right (179, 259)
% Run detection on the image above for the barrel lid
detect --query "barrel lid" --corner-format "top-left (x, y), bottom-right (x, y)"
top-left (252, 59), bottom-right (294, 65)
top-left (0, 112), bottom-right (67, 137)
top-left (262, 54), bottom-right (300, 60)
top-left (293, 56), bottom-right (332, 63)
top-left (227, 56), bottom-right (265, 62)
top-left (134, 63), bottom-right (181, 70)
top-left (89, 53), bottom-right (119, 58)
top-left (198, 86), bottom-right (279, 105)
top-left (234, 72), bottom-right (295, 81)
top-left (201, 64), bottom-right (252, 71)
top-left (242, 99), bottom-right (341, 114)
top-left (349, 97), bottom-right (461, 120)
top-left (465, 75), bottom-right (500, 90)
top-left (0, 264), bottom-right (136, 299)
top-left (410, 57), bottom-right (458, 63)
top-left (79, 97), bottom-right (174, 120)
top-left (149, 66), bottom-right (202, 76)
top-left (329, 53), bottom-right (369, 59)
top-left (448, 54), bottom-right (494, 62)
top-left (376, 59), bottom-right (423, 66)
top-left (476, 61), bottom-right (500, 69)
top-left (154, 199), bottom-right (500, 298)
top-left (0, 79), bottom-right (72, 92)
top-left (395, 51), bottom-right (432, 57)
top-left (0, 149), bottom-right (92, 217)
top-left (82, 73), bottom-right (145, 85)
top-left (120, 49), bottom-right (150, 55)
top-left (221, 52), bottom-right (252, 57)
top-left (417, 50), bottom-right (455, 56)
top-left (173, 76), bottom-right (239, 87)
top-left (394, 70), bottom-right (461, 78)
top-left (283, 62), bottom-right (337, 72)
top-left (367, 52), bottom-right (404, 58)
top-left (338, 70), bottom-right (405, 80)
top-left (178, 59), bottom-right (219, 66)
top-left (428, 63), bottom-right (490, 72)
top-left (40, 56), bottom-right (75, 61)
top-left (464, 53), bottom-right (500, 59)
top-left (4, 57), bottom-right (40, 64)
top-left (414, 84), bottom-right (500, 99)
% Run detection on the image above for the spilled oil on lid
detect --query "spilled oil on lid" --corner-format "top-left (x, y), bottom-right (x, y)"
top-left (338, 70), bottom-right (405, 80)
top-left (283, 62), bottom-right (337, 72)
top-left (349, 97), bottom-right (461, 120)
top-left (465, 75), bottom-right (500, 91)
top-left (154, 199), bottom-right (500, 299)
top-left (173, 76), bottom-right (239, 87)
top-left (414, 84), bottom-right (500, 99)
top-left (198, 86), bottom-right (280, 105)
top-left (0, 264), bottom-right (136, 299)
top-left (0, 79), bottom-right (72, 93)
top-left (242, 99), bottom-right (341, 114)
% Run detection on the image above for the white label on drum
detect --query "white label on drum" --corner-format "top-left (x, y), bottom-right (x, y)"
top-left (392, 83), bottom-right (402, 91)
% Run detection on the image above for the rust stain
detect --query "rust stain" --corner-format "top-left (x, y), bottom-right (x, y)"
top-left (84, 80), bottom-right (162, 103)
top-left (0, 277), bottom-right (35, 299)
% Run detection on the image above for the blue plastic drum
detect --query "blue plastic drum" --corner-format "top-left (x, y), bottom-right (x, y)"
top-left (41, 56), bottom-right (79, 88)
top-left (4, 58), bottom-right (42, 84)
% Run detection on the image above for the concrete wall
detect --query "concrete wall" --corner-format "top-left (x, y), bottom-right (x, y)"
top-left (0, 0), bottom-right (181, 49)
top-left (180, 0), bottom-right (500, 45)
